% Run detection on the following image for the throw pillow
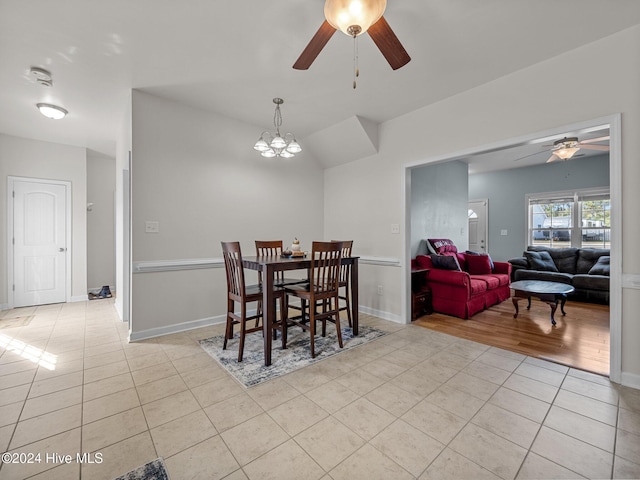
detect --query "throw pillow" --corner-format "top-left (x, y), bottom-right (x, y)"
top-left (465, 250), bottom-right (495, 270)
top-left (588, 256), bottom-right (610, 276)
top-left (431, 254), bottom-right (461, 271)
top-left (524, 251), bottom-right (558, 272)
top-left (427, 238), bottom-right (458, 255)
top-left (465, 254), bottom-right (493, 275)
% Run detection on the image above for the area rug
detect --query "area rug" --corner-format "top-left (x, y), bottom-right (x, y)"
top-left (113, 457), bottom-right (169, 480)
top-left (199, 324), bottom-right (387, 387)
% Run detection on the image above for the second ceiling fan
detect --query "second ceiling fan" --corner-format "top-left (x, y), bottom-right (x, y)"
top-left (293, 0), bottom-right (411, 72)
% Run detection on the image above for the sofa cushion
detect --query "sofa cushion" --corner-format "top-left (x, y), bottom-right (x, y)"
top-left (465, 250), bottom-right (495, 270)
top-left (487, 273), bottom-right (510, 287)
top-left (431, 254), bottom-right (461, 271)
top-left (573, 274), bottom-right (610, 291)
top-left (470, 274), bottom-right (500, 290)
top-left (577, 249), bottom-right (610, 274)
top-left (524, 251), bottom-right (558, 272)
top-left (528, 246), bottom-right (578, 273)
top-left (427, 238), bottom-right (458, 255)
top-left (514, 269), bottom-right (573, 285)
top-left (465, 254), bottom-right (493, 275)
top-left (469, 278), bottom-right (488, 295)
top-left (588, 256), bottom-right (610, 276)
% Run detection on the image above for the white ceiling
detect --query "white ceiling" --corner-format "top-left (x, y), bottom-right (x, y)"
top-left (1, 0), bottom-right (639, 169)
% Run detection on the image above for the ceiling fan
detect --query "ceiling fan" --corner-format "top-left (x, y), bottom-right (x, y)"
top-left (293, 0), bottom-right (411, 71)
top-left (514, 135), bottom-right (610, 163)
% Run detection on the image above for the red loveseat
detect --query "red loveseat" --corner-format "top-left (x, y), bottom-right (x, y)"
top-left (413, 240), bottom-right (511, 319)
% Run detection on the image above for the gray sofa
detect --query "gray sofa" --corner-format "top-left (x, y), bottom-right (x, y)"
top-left (508, 246), bottom-right (609, 304)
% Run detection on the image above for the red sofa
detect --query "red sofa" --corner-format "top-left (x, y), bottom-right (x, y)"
top-left (413, 246), bottom-right (511, 319)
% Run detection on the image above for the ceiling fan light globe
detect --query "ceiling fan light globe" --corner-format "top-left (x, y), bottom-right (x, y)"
top-left (324, 0), bottom-right (386, 36)
top-left (554, 146), bottom-right (580, 160)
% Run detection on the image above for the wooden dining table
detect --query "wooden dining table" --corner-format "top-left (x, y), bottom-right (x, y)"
top-left (242, 255), bottom-right (359, 366)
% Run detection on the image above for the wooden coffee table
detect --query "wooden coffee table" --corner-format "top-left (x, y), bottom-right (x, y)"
top-left (510, 280), bottom-right (575, 326)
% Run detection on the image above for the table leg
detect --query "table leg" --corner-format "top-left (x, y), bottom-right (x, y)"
top-left (263, 265), bottom-right (275, 366)
top-left (559, 294), bottom-right (568, 315)
top-left (512, 296), bottom-right (520, 318)
top-left (549, 301), bottom-right (558, 326)
top-left (351, 259), bottom-right (359, 335)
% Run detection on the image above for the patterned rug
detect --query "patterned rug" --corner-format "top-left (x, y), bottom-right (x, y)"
top-left (113, 457), bottom-right (169, 480)
top-left (199, 324), bottom-right (387, 387)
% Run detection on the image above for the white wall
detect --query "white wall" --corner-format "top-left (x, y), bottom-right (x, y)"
top-left (0, 133), bottom-right (88, 305)
top-left (87, 151), bottom-right (115, 291)
top-left (324, 26), bottom-right (640, 381)
top-left (129, 91), bottom-right (325, 338)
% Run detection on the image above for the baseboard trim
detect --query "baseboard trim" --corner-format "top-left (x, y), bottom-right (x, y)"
top-left (129, 314), bottom-right (227, 342)
top-left (0, 303), bottom-right (9, 311)
top-left (620, 371), bottom-right (640, 390)
top-left (358, 305), bottom-right (403, 324)
top-left (71, 295), bottom-right (89, 303)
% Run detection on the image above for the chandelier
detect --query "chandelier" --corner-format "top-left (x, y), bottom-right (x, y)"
top-left (253, 98), bottom-right (302, 158)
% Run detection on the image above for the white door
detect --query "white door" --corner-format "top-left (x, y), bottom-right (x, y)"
top-left (12, 179), bottom-right (68, 307)
top-left (468, 199), bottom-right (488, 253)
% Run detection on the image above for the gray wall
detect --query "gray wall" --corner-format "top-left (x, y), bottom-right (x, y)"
top-left (468, 154), bottom-right (609, 262)
top-left (87, 152), bottom-right (115, 292)
top-left (410, 160), bottom-right (469, 258)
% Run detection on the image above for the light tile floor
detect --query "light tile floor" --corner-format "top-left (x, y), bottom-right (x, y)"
top-left (1, 300), bottom-right (639, 479)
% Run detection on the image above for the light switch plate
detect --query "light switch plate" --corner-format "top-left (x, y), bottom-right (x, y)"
top-left (501, 229), bottom-right (508, 236)
top-left (391, 224), bottom-right (400, 234)
top-left (145, 221), bottom-right (159, 233)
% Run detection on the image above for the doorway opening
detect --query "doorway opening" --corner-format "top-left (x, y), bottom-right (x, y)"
top-left (402, 114), bottom-right (621, 382)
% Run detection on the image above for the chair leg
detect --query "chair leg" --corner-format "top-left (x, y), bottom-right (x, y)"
top-left (238, 306), bottom-right (247, 362)
top-left (334, 298), bottom-right (344, 348)
top-left (279, 296), bottom-right (287, 349)
top-left (309, 306), bottom-right (316, 359)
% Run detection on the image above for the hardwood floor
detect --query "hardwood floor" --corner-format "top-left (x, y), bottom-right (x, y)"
top-left (413, 297), bottom-right (610, 376)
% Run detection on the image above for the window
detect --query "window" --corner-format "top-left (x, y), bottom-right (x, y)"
top-left (527, 188), bottom-right (610, 248)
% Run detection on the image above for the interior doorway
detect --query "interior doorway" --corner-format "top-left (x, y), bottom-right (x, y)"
top-left (8, 177), bottom-right (71, 307)
top-left (403, 114), bottom-right (621, 382)
top-left (468, 199), bottom-right (488, 253)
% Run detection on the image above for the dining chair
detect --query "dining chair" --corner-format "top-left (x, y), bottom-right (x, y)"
top-left (255, 240), bottom-right (308, 287)
top-left (221, 241), bottom-right (287, 362)
top-left (332, 240), bottom-right (354, 327)
top-left (284, 241), bottom-right (343, 358)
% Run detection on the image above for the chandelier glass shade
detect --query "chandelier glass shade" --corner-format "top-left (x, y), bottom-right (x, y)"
top-left (253, 98), bottom-right (301, 158)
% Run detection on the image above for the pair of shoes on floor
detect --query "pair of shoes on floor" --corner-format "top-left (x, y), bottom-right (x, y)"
top-left (89, 286), bottom-right (112, 300)
top-left (98, 285), bottom-right (112, 298)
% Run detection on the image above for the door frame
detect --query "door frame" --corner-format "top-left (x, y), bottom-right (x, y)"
top-left (7, 176), bottom-right (72, 309)
top-left (402, 113), bottom-right (622, 383)
top-left (468, 199), bottom-right (489, 253)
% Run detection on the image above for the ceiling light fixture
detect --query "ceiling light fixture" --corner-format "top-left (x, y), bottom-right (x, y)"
top-left (253, 98), bottom-right (301, 158)
top-left (324, 0), bottom-right (386, 37)
top-left (36, 103), bottom-right (68, 120)
top-left (553, 137), bottom-right (580, 160)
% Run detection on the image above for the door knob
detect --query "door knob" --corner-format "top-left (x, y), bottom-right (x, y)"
top-left (59, 247), bottom-right (66, 252)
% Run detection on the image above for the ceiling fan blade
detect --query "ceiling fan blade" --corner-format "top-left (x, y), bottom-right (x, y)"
top-left (293, 20), bottom-right (336, 70)
top-left (546, 153), bottom-right (559, 163)
top-left (579, 144), bottom-right (610, 151)
top-left (579, 135), bottom-right (610, 144)
top-left (367, 16), bottom-right (411, 70)
top-left (513, 149), bottom-right (549, 162)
